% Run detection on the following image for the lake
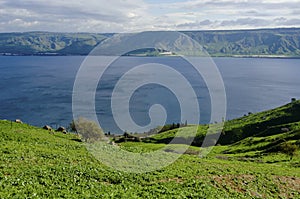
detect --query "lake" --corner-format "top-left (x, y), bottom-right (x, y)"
top-left (1, 56), bottom-right (300, 133)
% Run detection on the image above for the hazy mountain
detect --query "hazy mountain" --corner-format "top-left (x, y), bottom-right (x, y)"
top-left (184, 28), bottom-right (300, 57)
top-left (0, 28), bottom-right (300, 57)
top-left (0, 32), bottom-right (109, 55)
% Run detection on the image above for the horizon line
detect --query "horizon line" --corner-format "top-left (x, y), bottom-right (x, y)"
top-left (1, 26), bottom-right (300, 34)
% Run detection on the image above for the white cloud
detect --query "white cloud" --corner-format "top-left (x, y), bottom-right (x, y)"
top-left (0, 0), bottom-right (299, 32)
top-left (0, 0), bottom-right (149, 32)
top-left (148, 0), bottom-right (300, 30)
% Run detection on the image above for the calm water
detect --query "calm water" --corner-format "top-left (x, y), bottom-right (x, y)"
top-left (1, 56), bottom-right (300, 133)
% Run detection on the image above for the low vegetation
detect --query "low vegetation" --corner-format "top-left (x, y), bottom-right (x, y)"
top-left (0, 100), bottom-right (300, 198)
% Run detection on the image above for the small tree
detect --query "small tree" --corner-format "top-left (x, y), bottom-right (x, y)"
top-left (280, 142), bottom-right (298, 160)
top-left (69, 120), bottom-right (77, 133)
top-left (123, 131), bottom-right (129, 138)
top-left (73, 117), bottom-right (105, 143)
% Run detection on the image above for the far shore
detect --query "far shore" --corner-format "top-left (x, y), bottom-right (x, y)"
top-left (1, 53), bottom-right (300, 59)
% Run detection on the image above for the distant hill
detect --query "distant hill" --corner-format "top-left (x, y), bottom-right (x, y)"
top-left (0, 32), bottom-right (109, 55)
top-left (184, 28), bottom-right (300, 57)
top-left (0, 28), bottom-right (300, 57)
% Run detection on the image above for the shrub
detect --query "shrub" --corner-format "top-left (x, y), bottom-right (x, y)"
top-left (280, 142), bottom-right (299, 160)
top-left (69, 120), bottom-right (77, 133)
top-left (73, 117), bottom-right (105, 143)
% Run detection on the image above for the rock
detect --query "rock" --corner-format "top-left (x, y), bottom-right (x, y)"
top-left (43, 125), bottom-right (52, 131)
top-left (108, 141), bottom-right (117, 146)
top-left (281, 127), bottom-right (290, 132)
top-left (56, 126), bottom-right (67, 133)
top-left (15, 119), bottom-right (23, 124)
top-left (56, 126), bottom-right (66, 132)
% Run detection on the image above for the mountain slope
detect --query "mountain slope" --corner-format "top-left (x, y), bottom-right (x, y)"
top-left (0, 32), bottom-right (108, 55)
top-left (184, 28), bottom-right (300, 57)
top-left (1, 28), bottom-right (300, 57)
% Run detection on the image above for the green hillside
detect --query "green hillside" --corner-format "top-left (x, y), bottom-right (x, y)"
top-left (184, 28), bottom-right (300, 57)
top-left (1, 28), bottom-right (300, 57)
top-left (145, 100), bottom-right (300, 154)
top-left (0, 101), bottom-right (300, 198)
top-left (0, 32), bottom-right (108, 55)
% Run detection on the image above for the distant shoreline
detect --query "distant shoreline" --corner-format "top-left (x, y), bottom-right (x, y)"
top-left (1, 54), bottom-right (300, 59)
top-left (1, 28), bottom-right (300, 59)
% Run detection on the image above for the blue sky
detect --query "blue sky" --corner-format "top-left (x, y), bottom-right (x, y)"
top-left (0, 0), bottom-right (299, 32)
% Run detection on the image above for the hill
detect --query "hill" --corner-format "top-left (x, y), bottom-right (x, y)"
top-left (0, 101), bottom-right (300, 198)
top-left (1, 28), bottom-right (300, 57)
top-left (144, 100), bottom-right (300, 157)
top-left (184, 28), bottom-right (300, 57)
top-left (0, 32), bottom-right (109, 55)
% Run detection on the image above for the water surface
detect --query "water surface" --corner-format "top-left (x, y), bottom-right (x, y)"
top-left (0, 56), bottom-right (299, 133)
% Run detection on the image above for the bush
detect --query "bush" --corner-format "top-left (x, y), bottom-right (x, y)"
top-left (69, 120), bottom-right (77, 133)
top-left (73, 117), bottom-right (105, 143)
top-left (280, 142), bottom-right (299, 160)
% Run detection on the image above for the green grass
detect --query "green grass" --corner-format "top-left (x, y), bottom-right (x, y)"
top-left (0, 115), bottom-right (300, 198)
top-left (1, 101), bottom-right (300, 198)
top-left (145, 100), bottom-right (300, 147)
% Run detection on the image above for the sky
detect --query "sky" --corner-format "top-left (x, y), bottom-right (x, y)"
top-left (0, 0), bottom-right (300, 32)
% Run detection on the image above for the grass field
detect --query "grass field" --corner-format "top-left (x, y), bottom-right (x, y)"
top-left (0, 101), bottom-right (300, 198)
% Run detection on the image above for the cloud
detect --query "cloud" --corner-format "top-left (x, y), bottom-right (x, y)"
top-left (220, 18), bottom-right (270, 27)
top-left (0, 0), bottom-right (148, 32)
top-left (176, 20), bottom-right (215, 29)
top-left (274, 17), bottom-right (300, 26)
top-left (175, 0), bottom-right (300, 10)
top-left (175, 17), bottom-right (300, 31)
top-left (0, 0), bottom-right (299, 32)
top-left (151, 0), bottom-right (300, 30)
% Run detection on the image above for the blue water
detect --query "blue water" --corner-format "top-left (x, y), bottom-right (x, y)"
top-left (1, 56), bottom-right (300, 133)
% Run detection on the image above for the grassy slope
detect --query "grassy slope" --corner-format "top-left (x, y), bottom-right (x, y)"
top-left (148, 100), bottom-right (300, 148)
top-left (1, 102), bottom-right (300, 198)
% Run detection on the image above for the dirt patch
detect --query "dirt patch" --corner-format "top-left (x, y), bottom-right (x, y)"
top-left (210, 174), bottom-right (300, 198)
top-left (157, 174), bottom-right (300, 198)
top-left (273, 176), bottom-right (300, 198)
top-left (211, 174), bottom-right (256, 194)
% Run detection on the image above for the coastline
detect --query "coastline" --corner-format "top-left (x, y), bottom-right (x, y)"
top-left (1, 53), bottom-right (300, 59)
